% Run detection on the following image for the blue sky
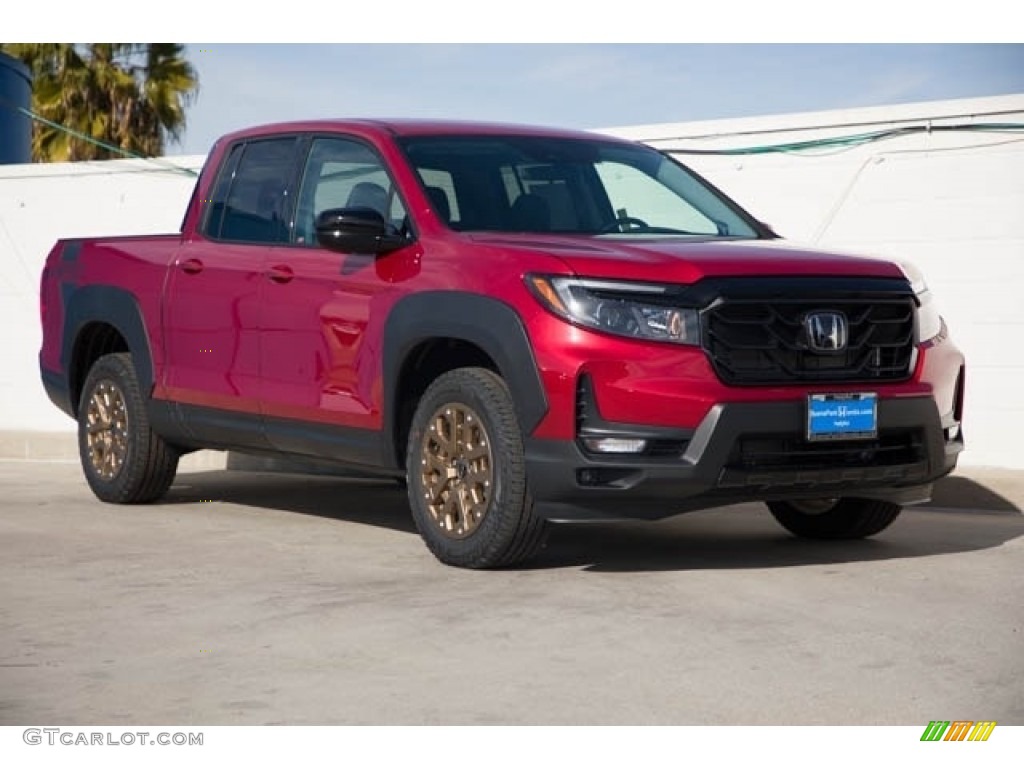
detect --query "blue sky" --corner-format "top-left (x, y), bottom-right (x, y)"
top-left (174, 44), bottom-right (1024, 155)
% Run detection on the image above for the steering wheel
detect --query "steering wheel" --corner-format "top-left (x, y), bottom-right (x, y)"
top-left (601, 216), bottom-right (650, 233)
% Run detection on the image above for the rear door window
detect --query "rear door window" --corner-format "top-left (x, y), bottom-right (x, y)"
top-left (203, 137), bottom-right (301, 244)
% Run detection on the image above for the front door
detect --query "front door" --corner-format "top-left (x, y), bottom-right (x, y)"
top-left (259, 135), bottom-right (413, 461)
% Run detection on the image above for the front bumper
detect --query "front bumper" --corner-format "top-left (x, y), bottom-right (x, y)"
top-left (526, 396), bottom-right (963, 522)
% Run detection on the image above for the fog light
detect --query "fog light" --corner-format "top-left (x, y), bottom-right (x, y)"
top-left (582, 437), bottom-right (647, 454)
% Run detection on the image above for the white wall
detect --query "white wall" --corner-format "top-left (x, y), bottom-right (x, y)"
top-left (2, 95), bottom-right (1022, 467)
top-left (0, 156), bottom-right (204, 431)
top-left (603, 95), bottom-right (1024, 469)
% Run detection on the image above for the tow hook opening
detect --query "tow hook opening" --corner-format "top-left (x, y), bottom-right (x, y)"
top-left (576, 467), bottom-right (642, 489)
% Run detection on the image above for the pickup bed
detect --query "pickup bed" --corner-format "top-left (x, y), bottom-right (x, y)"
top-left (39, 119), bottom-right (965, 567)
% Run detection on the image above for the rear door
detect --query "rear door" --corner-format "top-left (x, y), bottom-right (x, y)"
top-left (161, 136), bottom-right (301, 448)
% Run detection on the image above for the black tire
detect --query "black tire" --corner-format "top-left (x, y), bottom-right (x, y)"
top-left (77, 352), bottom-right (179, 503)
top-left (767, 497), bottom-right (903, 540)
top-left (405, 367), bottom-right (547, 568)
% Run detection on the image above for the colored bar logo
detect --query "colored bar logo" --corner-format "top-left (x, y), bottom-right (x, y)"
top-left (920, 721), bottom-right (996, 741)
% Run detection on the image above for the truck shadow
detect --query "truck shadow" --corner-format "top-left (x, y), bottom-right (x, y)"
top-left (533, 508), bottom-right (1024, 573)
top-left (165, 470), bottom-right (418, 534)
top-left (164, 470), bottom-right (1024, 573)
top-left (925, 475), bottom-right (1022, 513)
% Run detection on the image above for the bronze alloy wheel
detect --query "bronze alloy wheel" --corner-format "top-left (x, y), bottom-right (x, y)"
top-left (84, 379), bottom-right (129, 481)
top-left (419, 403), bottom-right (494, 539)
top-left (406, 368), bottom-right (547, 568)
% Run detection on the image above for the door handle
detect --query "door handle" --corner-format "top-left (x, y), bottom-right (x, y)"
top-left (267, 264), bottom-right (294, 284)
top-left (180, 257), bottom-right (204, 275)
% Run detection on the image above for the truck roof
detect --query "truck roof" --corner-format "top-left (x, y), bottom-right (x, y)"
top-left (218, 118), bottom-right (630, 145)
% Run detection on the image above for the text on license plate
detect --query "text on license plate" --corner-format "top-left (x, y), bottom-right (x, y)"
top-left (807, 393), bottom-right (877, 441)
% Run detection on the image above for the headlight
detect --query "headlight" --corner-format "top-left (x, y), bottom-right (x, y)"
top-left (901, 262), bottom-right (944, 343)
top-left (526, 275), bottom-right (700, 345)
top-left (915, 287), bottom-right (946, 343)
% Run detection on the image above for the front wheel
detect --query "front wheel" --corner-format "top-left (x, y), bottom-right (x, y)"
top-left (767, 498), bottom-right (904, 540)
top-left (405, 367), bottom-right (547, 568)
top-left (78, 352), bottom-right (179, 503)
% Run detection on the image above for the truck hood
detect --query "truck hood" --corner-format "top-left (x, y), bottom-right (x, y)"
top-left (467, 234), bottom-right (906, 283)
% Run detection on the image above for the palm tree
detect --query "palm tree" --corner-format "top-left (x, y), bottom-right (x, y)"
top-left (1, 43), bottom-right (198, 162)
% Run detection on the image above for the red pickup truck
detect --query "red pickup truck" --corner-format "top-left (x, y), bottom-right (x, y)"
top-left (39, 119), bottom-right (965, 568)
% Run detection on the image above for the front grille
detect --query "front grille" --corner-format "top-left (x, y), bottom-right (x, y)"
top-left (703, 296), bottom-right (916, 385)
top-left (727, 430), bottom-right (925, 473)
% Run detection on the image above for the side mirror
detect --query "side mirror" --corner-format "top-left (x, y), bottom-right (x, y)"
top-left (315, 208), bottom-right (407, 254)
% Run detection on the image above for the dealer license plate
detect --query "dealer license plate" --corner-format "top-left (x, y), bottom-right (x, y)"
top-left (807, 393), bottom-right (877, 441)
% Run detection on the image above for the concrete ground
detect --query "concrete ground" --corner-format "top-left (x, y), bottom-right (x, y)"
top-left (1, 459), bottom-right (1022, 725)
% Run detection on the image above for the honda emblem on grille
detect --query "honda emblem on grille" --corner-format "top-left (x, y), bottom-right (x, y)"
top-left (804, 311), bottom-right (848, 352)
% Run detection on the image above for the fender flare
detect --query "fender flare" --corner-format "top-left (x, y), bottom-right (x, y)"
top-left (61, 284), bottom-right (155, 415)
top-left (382, 291), bottom-right (548, 463)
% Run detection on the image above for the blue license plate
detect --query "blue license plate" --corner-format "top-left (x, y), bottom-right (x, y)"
top-left (807, 393), bottom-right (877, 441)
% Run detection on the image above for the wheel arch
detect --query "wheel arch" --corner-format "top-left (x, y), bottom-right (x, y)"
top-left (62, 285), bottom-right (155, 417)
top-left (383, 292), bottom-right (547, 468)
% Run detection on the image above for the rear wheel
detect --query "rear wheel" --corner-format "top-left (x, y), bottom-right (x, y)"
top-left (78, 352), bottom-right (179, 503)
top-left (767, 497), bottom-right (903, 540)
top-left (406, 367), bottom-right (547, 568)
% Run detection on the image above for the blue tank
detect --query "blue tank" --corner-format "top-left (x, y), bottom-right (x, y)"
top-left (0, 51), bottom-right (32, 164)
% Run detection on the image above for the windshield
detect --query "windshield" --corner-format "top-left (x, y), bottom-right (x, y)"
top-left (398, 135), bottom-right (761, 238)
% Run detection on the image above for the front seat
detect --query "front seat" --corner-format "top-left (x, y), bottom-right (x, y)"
top-left (424, 185), bottom-right (451, 225)
top-left (510, 193), bottom-right (551, 232)
top-left (346, 181), bottom-right (389, 218)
